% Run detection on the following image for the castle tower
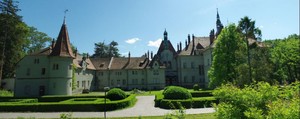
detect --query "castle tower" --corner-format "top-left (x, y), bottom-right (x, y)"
top-left (216, 8), bottom-right (224, 37)
top-left (48, 17), bottom-right (75, 95)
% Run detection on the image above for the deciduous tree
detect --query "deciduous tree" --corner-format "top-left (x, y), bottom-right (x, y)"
top-left (208, 24), bottom-right (247, 88)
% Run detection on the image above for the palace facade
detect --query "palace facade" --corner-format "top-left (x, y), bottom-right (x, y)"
top-left (15, 11), bottom-right (227, 97)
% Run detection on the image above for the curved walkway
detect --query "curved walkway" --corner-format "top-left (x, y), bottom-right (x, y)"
top-left (0, 96), bottom-right (215, 119)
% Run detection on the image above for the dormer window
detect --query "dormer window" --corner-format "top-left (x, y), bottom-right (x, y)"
top-left (100, 63), bottom-right (104, 67)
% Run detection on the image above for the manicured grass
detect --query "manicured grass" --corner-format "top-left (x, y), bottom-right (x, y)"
top-left (71, 113), bottom-right (215, 119)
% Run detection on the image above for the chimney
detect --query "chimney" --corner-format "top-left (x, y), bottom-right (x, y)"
top-left (128, 52), bottom-right (131, 59)
top-left (185, 40), bottom-right (188, 50)
top-left (188, 34), bottom-right (191, 44)
top-left (151, 51), bottom-right (153, 59)
top-left (192, 36), bottom-right (195, 48)
top-left (147, 50), bottom-right (150, 59)
top-left (87, 53), bottom-right (89, 59)
top-left (177, 43), bottom-right (179, 51)
top-left (51, 38), bottom-right (55, 49)
top-left (180, 42), bottom-right (182, 51)
top-left (210, 29), bottom-right (215, 45)
top-left (74, 48), bottom-right (77, 58)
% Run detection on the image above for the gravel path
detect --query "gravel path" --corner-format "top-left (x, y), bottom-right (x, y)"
top-left (0, 96), bottom-right (215, 119)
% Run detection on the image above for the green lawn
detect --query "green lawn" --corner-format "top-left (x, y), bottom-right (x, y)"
top-left (71, 113), bottom-right (215, 119)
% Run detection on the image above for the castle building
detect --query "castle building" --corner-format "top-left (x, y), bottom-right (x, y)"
top-left (15, 10), bottom-right (248, 97)
top-left (15, 19), bottom-right (75, 97)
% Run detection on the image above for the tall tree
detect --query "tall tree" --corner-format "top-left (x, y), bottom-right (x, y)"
top-left (237, 16), bottom-right (262, 83)
top-left (92, 41), bottom-right (120, 58)
top-left (0, 0), bottom-right (29, 87)
top-left (24, 26), bottom-right (52, 54)
top-left (237, 16), bottom-right (262, 40)
top-left (270, 34), bottom-right (300, 83)
top-left (208, 24), bottom-right (247, 88)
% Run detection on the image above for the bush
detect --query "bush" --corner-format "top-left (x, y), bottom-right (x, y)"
top-left (159, 99), bottom-right (192, 109)
top-left (213, 81), bottom-right (300, 119)
top-left (163, 86), bottom-right (192, 100)
top-left (0, 94), bottom-right (136, 112)
top-left (190, 91), bottom-right (213, 97)
top-left (82, 89), bottom-right (89, 94)
top-left (107, 88), bottom-right (126, 101)
top-left (193, 84), bottom-right (200, 91)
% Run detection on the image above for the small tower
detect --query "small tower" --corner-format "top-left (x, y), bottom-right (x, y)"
top-left (216, 8), bottom-right (224, 37)
top-left (164, 29), bottom-right (168, 41)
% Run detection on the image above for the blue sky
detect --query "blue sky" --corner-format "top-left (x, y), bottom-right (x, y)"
top-left (18, 0), bottom-right (299, 57)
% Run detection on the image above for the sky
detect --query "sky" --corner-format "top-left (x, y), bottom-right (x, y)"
top-left (17, 0), bottom-right (299, 57)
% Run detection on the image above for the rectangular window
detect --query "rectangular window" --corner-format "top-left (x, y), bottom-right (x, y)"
top-left (191, 62), bottom-right (195, 69)
top-left (34, 59), bottom-right (39, 64)
top-left (192, 76), bottom-right (195, 82)
top-left (53, 64), bottom-right (59, 70)
top-left (41, 68), bottom-right (46, 75)
top-left (199, 65), bottom-right (204, 75)
top-left (184, 76), bottom-right (187, 83)
top-left (88, 80), bottom-right (90, 87)
top-left (141, 79), bottom-right (145, 85)
top-left (69, 65), bottom-right (72, 70)
top-left (77, 81), bottom-right (79, 88)
top-left (183, 62), bottom-right (187, 69)
top-left (26, 68), bottom-right (30, 76)
top-left (123, 79), bottom-right (126, 85)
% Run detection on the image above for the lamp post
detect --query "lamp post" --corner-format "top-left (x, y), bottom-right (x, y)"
top-left (104, 87), bottom-right (110, 119)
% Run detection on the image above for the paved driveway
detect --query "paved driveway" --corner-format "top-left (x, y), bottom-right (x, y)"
top-left (0, 96), bottom-right (215, 118)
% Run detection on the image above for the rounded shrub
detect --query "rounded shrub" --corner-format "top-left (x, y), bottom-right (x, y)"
top-left (193, 84), bottom-right (200, 91)
top-left (106, 88), bottom-right (127, 101)
top-left (163, 86), bottom-right (192, 100)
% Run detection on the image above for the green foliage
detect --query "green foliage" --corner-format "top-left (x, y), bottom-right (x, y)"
top-left (270, 34), bottom-right (300, 83)
top-left (190, 91), bottom-right (213, 97)
top-left (0, 89), bottom-right (13, 96)
top-left (164, 102), bottom-right (186, 119)
top-left (163, 86), bottom-right (192, 100)
top-left (0, 0), bottom-right (29, 79)
top-left (237, 16), bottom-right (262, 40)
top-left (107, 88), bottom-right (127, 101)
top-left (59, 112), bottom-right (72, 119)
top-left (213, 81), bottom-right (300, 119)
top-left (92, 41), bottom-right (121, 58)
top-left (209, 24), bottom-right (247, 88)
top-left (0, 94), bottom-right (136, 112)
top-left (193, 84), bottom-right (199, 91)
top-left (23, 26), bottom-right (52, 54)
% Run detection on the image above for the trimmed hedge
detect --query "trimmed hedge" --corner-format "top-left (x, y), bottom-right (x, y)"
top-left (190, 91), bottom-right (213, 97)
top-left (155, 97), bottom-right (218, 109)
top-left (0, 94), bottom-right (136, 112)
top-left (107, 88), bottom-right (127, 101)
top-left (163, 86), bottom-right (192, 100)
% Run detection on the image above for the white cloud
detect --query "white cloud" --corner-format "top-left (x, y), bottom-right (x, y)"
top-left (125, 38), bottom-right (141, 44)
top-left (147, 38), bottom-right (162, 48)
top-left (259, 25), bottom-right (264, 29)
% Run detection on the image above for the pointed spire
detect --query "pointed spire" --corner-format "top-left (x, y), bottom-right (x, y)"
top-left (217, 8), bottom-right (220, 19)
top-left (216, 8), bottom-right (223, 37)
top-left (50, 16), bottom-right (75, 58)
top-left (164, 29), bottom-right (168, 41)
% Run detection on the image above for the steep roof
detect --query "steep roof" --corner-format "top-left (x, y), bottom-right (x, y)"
top-left (73, 54), bottom-right (96, 70)
top-left (90, 58), bottom-right (112, 70)
top-left (125, 57), bottom-right (149, 69)
top-left (156, 40), bottom-right (177, 57)
top-left (178, 37), bottom-right (210, 55)
top-left (50, 21), bottom-right (75, 58)
top-left (109, 57), bottom-right (129, 70)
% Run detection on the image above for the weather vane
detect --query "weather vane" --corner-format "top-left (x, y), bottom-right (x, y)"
top-left (63, 9), bottom-right (69, 24)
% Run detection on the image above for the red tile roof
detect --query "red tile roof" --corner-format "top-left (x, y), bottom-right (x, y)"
top-left (50, 22), bottom-right (75, 58)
